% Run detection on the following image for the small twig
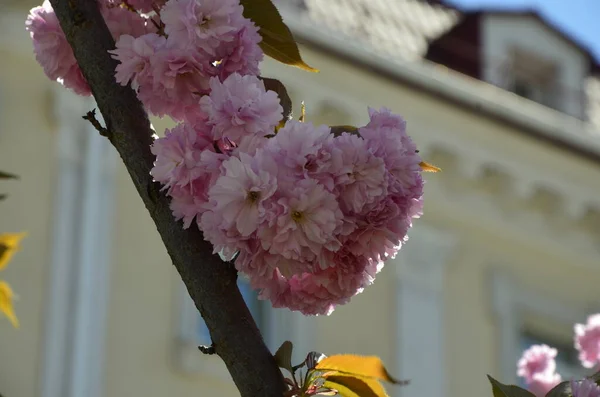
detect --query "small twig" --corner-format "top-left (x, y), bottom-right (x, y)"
top-left (198, 343), bottom-right (216, 355)
top-left (82, 109), bottom-right (110, 138)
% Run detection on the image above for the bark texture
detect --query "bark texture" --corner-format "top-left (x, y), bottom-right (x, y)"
top-left (47, 1), bottom-right (287, 396)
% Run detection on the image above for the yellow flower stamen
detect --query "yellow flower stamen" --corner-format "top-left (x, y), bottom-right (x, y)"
top-left (291, 210), bottom-right (304, 223)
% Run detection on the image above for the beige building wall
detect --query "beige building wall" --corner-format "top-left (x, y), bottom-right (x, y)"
top-left (1, 4), bottom-right (600, 397)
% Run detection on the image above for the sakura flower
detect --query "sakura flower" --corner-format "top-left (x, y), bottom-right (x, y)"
top-left (517, 344), bottom-right (559, 384)
top-left (258, 178), bottom-right (343, 261)
top-left (262, 121), bottom-right (332, 187)
top-left (527, 372), bottom-right (562, 397)
top-left (161, 0), bottom-right (243, 54)
top-left (359, 107), bottom-right (422, 195)
top-left (330, 133), bottom-right (387, 214)
top-left (255, 246), bottom-right (381, 316)
top-left (26, 1), bottom-right (91, 96)
top-left (571, 379), bottom-right (600, 397)
top-left (110, 33), bottom-right (166, 89)
top-left (200, 74), bottom-right (283, 142)
top-left (140, 47), bottom-right (211, 119)
top-left (214, 21), bottom-right (263, 80)
top-left (150, 121), bottom-right (211, 190)
top-left (27, 0), bottom-right (151, 96)
top-left (204, 153), bottom-right (277, 237)
top-left (575, 314), bottom-right (600, 368)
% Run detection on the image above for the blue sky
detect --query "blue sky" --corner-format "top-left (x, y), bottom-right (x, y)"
top-left (446, 0), bottom-right (600, 60)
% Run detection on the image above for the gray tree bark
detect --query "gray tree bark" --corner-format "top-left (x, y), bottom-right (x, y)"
top-left (47, 1), bottom-right (287, 396)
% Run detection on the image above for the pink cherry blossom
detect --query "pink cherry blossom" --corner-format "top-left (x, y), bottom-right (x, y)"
top-left (254, 246), bottom-right (381, 316)
top-left (110, 34), bottom-right (166, 89)
top-left (517, 344), bottom-right (562, 397)
top-left (571, 379), bottom-right (600, 397)
top-left (258, 178), bottom-right (343, 262)
top-left (517, 344), bottom-right (558, 383)
top-left (214, 21), bottom-right (263, 79)
top-left (139, 47), bottom-right (211, 120)
top-left (26, 1), bottom-right (91, 96)
top-left (150, 121), bottom-right (212, 190)
top-left (161, 0), bottom-right (243, 55)
top-left (329, 133), bottom-right (387, 214)
top-left (204, 153), bottom-right (277, 237)
top-left (575, 314), bottom-right (600, 368)
top-left (200, 74), bottom-right (283, 142)
top-left (27, 0), bottom-right (152, 96)
top-left (262, 121), bottom-right (333, 187)
top-left (359, 107), bottom-right (422, 195)
top-left (528, 372), bottom-right (562, 397)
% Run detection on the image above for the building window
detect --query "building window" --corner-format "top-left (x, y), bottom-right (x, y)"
top-left (491, 270), bottom-right (591, 384)
top-left (506, 47), bottom-right (560, 111)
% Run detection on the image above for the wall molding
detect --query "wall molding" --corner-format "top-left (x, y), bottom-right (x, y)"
top-left (395, 224), bottom-right (458, 397)
top-left (39, 87), bottom-right (117, 397)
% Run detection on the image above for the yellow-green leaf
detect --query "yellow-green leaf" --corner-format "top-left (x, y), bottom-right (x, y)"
top-left (419, 161), bottom-right (441, 172)
top-left (322, 375), bottom-right (388, 397)
top-left (315, 355), bottom-right (404, 384)
top-left (0, 280), bottom-right (19, 328)
top-left (0, 233), bottom-right (26, 271)
top-left (274, 340), bottom-right (294, 373)
top-left (241, 0), bottom-right (318, 72)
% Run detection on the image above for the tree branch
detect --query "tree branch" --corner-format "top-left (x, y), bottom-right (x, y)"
top-left (47, 1), bottom-right (286, 396)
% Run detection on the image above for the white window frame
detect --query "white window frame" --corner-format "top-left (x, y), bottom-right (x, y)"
top-left (394, 224), bottom-right (458, 397)
top-left (490, 270), bottom-right (596, 384)
top-left (39, 87), bottom-right (117, 397)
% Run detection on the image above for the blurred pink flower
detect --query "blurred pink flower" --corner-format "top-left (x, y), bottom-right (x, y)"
top-left (518, 344), bottom-right (558, 383)
top-left (575, 314), bottom-right (600, 368)
top-left (528, 372), bottom-right (562, 397)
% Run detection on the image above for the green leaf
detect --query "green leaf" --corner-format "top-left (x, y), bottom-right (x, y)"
top-left (0, 194), bottom-right (6, 201)
top-left (487, 375), bottom-right (537, 397)
top-left (260, 77), bottom-right (293, 122)
top-left (322, 375), bottom-right (388, 397)
top-left (241, 0), bottom-right (318, 72)
top-left (545, 380), bottom-right (571, 397)
top-left (274, 340), bottom-right (294, 373)
top-left (0, 171), bottom-right (18, 180)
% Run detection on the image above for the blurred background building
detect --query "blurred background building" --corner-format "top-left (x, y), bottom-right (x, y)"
top-left (1, 0), bottom-right (599, 397)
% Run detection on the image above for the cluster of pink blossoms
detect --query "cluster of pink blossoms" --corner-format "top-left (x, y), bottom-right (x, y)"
top-left (150, 73), bottom-right (424, 315)
top-left (517, 314), bottom-right (600, 397)
top-left (26, 0), bottom-right (262, 122)
top-left (26, 0), bottom-right (425, 315)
